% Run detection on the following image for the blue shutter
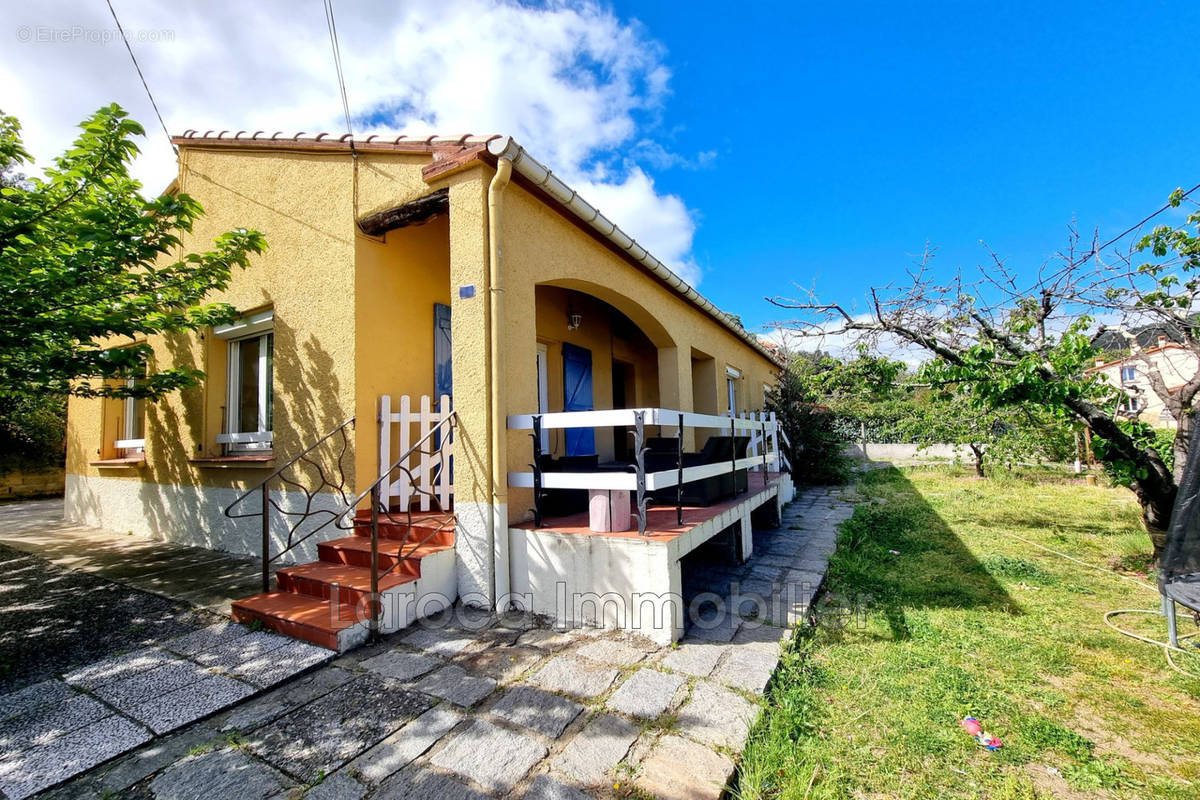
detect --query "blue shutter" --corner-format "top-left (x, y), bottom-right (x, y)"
top-left (561, 343), bottom-right (595, 456)
top-left (434, 303), bottom-right (453, 402)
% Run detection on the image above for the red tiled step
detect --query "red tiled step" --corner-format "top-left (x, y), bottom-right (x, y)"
top-left (351, 511), bottom-right (455, 546)
top-left (317, 536), bottom-right (453, 573)
top-left (232, 592), bottom-right (363, 651)
top-left (276, 561), bottom-right (418, 607)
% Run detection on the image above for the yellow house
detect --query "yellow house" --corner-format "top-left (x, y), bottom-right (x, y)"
top-left (65, 132), bottom-right (789, 649)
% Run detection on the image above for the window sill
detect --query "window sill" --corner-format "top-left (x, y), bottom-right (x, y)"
top-left (90, 456), bottom-right (146, 468)
top-left (189, 455), bottom-right (275, 469)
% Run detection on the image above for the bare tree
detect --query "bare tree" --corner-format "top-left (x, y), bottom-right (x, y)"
top-left (768, 188), bottom-right (1200, 556)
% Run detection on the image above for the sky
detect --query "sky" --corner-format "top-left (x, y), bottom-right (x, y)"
top-left (3, 1), bottom-right (1198, 354)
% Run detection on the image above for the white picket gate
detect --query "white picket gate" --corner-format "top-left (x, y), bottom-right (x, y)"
top-left (379, 394), bottom-right (454, 512)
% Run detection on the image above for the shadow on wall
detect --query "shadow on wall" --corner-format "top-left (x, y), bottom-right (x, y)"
top-left (125, 317), bottom-right (354, 562)
top-left (824, 466), bottom-right (1019, 640)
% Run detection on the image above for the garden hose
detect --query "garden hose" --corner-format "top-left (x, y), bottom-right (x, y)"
top-left (990, 528), bottom-right (1200, 679)
top-left (1103, 609), bottom-right (1200, 679)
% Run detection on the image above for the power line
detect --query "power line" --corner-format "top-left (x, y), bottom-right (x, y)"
top-left (324, 0), bottom-right (354, 146)
top-left (104, 0), bottom-right (176, 154)
top-left (1041, 180), bottom-right (1200, 286)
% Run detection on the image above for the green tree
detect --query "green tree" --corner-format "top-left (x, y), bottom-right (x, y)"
top-left (893, 385), bottom-right (1075, 477)
top-left (0, 104), bottom-right (266, 401)
top-left (767, 349), bottom-right (905, 484)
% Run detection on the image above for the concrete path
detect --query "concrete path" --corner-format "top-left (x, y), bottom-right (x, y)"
top-left (26, 484), bottom-right (856, 800)
top-left (0, 499), bottom-right (263, 614)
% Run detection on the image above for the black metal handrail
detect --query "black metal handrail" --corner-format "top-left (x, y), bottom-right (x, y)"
top-left (223, 408), bottom-right (457, 642)
top-left (349, 410), bottom-right (457, 640)
top-left (225, 417), bottom-right (357, 592)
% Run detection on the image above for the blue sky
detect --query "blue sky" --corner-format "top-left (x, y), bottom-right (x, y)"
top-left (4, 0), bottom-right (1197, 345)
top-left (606, 0), bottom-right (1200, 332)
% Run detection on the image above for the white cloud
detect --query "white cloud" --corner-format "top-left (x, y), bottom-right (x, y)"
top-left (1, 0), bottom-right (702, 283)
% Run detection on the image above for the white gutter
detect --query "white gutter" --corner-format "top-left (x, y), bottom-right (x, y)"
top-left (485, 137), bottom-right (779, 364)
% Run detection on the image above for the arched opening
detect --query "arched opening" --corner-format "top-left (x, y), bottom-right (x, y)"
top-left (533, 282), bottom-right (668, 462)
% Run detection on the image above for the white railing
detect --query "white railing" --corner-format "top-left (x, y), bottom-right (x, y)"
top-left (379, 394), bottom-right (453, 511)
top-left (506, 407), bottom-right (782, 534)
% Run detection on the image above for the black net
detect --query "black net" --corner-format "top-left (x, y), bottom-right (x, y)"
top-left (1161, 424), bottom-right (1200, 611)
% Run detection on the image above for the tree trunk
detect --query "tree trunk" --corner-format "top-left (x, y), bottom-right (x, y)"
top-left (969, 443), bottom-right (985, 478)
top-left (1065, 397), bottom-right (1175, 562)
top-left (1173, 409), bottom-right (1192, 486)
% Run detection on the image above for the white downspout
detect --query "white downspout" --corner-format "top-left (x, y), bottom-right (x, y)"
top-left (486, 156), bottom-right (513, 609)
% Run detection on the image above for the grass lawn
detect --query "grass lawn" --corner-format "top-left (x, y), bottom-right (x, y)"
top-left (737, 467), bottom-right (1200, 799)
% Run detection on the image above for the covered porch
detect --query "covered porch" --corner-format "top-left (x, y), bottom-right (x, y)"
top-left (504, 407), bottom-right (793, 643)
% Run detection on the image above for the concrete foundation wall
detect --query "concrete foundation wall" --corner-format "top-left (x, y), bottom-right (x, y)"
top-left (65, 473), bottom-right (349, 564)
top-left (844, 443), bottom-right (975, 463)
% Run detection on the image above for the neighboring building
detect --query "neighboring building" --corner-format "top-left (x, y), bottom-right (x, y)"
top-left (65, 132), bottom-right (789, 648)
top-left (1088, 336), bottom-right (1199, 428)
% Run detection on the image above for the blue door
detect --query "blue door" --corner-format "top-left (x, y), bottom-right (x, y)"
top-left (562, 343), bottom-right (595, 456)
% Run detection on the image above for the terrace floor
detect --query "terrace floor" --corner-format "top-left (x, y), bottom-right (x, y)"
top-left (513, 470), bottom-right (781, 543)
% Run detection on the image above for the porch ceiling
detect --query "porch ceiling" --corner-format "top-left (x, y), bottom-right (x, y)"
top-left (357, 188), bottom-right (449, 236)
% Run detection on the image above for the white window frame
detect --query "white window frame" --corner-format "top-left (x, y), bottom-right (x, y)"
top-left (1120, 365), bottom-right (1137, 384)
top-left (726, 365), bottom-right (742, 416)
top-left (116, 378), bottom-right (145, 455)
top-left (214, 311), bottom-right (274, 453)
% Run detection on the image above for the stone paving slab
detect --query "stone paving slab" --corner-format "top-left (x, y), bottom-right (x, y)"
top-left (549, 712), bottom-right (639, 786)
top-left (0, 679), bottom-right (76, 721)
top-left (658, 642), bottom-right (727, 677)
top-left (430, 718), bottom-right (547, 794)
top-left (361, 650), bottom-right (441, 681)
top-left (92, 659), bottom-right (210, 710)
top-left (454, 643), bottom-right (543, 681)
top-left (126, 672), bottom-right (257, 734)
top-left (635, 733), bottom-right (737, 800)
top-left (191, 629), bottom-right (292, 670)
top-left (219, 666), bottom-right (355, 733)
top-left (413, 664), bottom-right (497, 708)
top-left (574, 638), bottom-right (646, 667)
top-left (38, 723), bottom-right (220, 800)
top-left (373, 766), bottom-right (490, 800)
top-left (304, 771), bottom-right (368, 800)
top-left (676, 680), bottom-right (759, 749)
top-left (0, 713), bottom-right (152, 800)
top-left (528, 655), bottom-right (618, 699)
top-left (0, 690), bottom-right (111, 754)
top-left (160, 620), bottom-right (251, 659)
top-left (347, 705), bottom-right (461, 784)
top-left (490, 685), bottom-right (583, 738)
top-left (247, 673), bottom-right (433, 781)
top-left (606, 668), bottom-right (686, 719)
top-left (228, 637), bottom-right (333, 687)
top-left (402, 626), bottom-right (479, 657)
top-left (148, 747), bottom-right (293, 800)
top-left (711, 641), bottom-right (779, 695)
top-left (63, 645), bottom-right (175, 689)
top-left (526, 773), bottom-right (592, 800)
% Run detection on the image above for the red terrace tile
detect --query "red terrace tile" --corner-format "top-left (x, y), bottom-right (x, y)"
top-left (514, 472), bottom-right (782, 543)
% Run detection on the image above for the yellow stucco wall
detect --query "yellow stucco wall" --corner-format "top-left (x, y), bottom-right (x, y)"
top-left (353, 218), bottom-right (451, 487)
top-left (65, 147), bottom-right (778, 536)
